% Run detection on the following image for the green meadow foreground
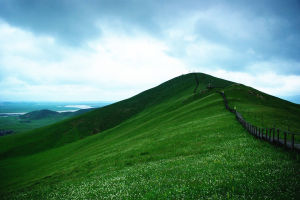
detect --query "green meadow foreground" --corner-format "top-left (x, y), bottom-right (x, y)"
top-left (0, 73), bottom-right (299, 199)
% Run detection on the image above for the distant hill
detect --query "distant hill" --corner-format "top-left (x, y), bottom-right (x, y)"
top-left (19, 109), bottom-right (60, 120)
top-left (0, 129), bottom-right (14, 136)
top-left (0, 108), bottom-right (96, 136)
top-left (0, 73), bottom-right (299, 199)
top-left (19, 108), bottom-right (95, 120)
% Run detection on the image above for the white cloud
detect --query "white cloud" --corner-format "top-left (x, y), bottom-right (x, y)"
top-left (0, 21), bottom-right (188, 101)
top-left (0, 21), bottom-right (55, 57)
top-left (203, 69), bottom-right (300, 96)
top-left (0, 17), bottom-right (299, 102)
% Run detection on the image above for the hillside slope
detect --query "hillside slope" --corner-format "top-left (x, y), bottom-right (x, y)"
top-left (224, 84), bottom-right (300, 133)
top-left (0, 73), bottom-right (232, 159)
top-left (0, 73), bottom-right (299, 199)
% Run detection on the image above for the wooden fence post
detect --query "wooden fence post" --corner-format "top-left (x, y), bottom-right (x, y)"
top-left (260, 128), bottom-right (262, 139)
top-left (291, 133), bottom-right (295, 151)
top-left (249, 124), bottom-right (251, 133)
top-left (284, 132), bottom-right (287, 148)
top-left (259, 128), bottom-right (262, 139)
top-left (272, 128), bottom-right (275, 143)
top-left (277, 129), bottom-right (280, 144)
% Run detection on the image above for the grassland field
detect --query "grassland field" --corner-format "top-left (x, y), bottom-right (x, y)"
top-left (0, 73), bottom-right (299, 199)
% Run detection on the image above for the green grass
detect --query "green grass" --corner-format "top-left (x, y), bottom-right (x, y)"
top-left (225, 83), bottom-right (300, 142)
top-left (0, 115), bottom-right (71, 134)
top-left (0, 73), bottom-right (299, 199)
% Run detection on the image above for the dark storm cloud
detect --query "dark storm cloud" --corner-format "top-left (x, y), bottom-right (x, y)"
top-left (0, 0), bottom-right (299, 73)
top-left (0, 0), bottom-right (160, 44)
top-left (239, 0), bottom-right (300, 63)
top-left (0, 0), bottom-right (95, 44)
top-left (172, 0), bottom-right (300, 74)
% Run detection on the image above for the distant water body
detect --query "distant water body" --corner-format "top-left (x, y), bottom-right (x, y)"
top-left (64, 105), bottom-right (93, 109)
top-left (0, 102), bottom-right (111, 115)
top-left (0, 112), bottom-right (26, 116)
top-left (0, 105), bottom-right (93, 116)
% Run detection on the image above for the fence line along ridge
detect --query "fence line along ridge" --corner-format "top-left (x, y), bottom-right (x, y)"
top-left (218, 91), bottom-right (300, 152)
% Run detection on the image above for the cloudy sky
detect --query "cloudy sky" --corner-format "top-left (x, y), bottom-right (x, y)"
top-left (0, 0), bottom-right (299, 102)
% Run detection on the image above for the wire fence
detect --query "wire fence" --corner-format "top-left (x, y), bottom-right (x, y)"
top-left (218, 91), bottom-right (300, 152)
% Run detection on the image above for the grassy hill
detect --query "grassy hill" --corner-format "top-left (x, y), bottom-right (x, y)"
top-left (225, 84), bottom-right (300, 133)
top-left (0, 73), bottom-right (299, 199)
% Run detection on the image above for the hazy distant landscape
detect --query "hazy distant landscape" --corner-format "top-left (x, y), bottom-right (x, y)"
top-left (0, 102), bottom-right (110, 135)
top-left (0, 102), bottom-right (110, 113)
